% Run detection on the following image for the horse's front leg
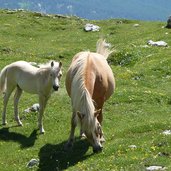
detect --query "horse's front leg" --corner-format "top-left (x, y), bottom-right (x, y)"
top-left (38, 95), bottom-right (48, 134)
top-left (80, 128), bottom-right (86, 138)
top-left (65, 112), bottom-right (77, 150)
top-left (97, 107), bottom-right (105, 143)
top-left (14, 86), bottom-right (23, 126)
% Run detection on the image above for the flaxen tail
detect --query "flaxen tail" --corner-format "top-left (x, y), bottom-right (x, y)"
top-left (96, 39), bottom-right (114, 59)
top-left (0, 65), bottom-right (8, 93)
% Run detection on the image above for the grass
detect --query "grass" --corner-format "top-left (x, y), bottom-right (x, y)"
top-left (0, 9), bottom-right (171, 170)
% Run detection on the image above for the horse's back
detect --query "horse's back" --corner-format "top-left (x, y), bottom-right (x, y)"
top-left (4, 61), bottom-right (39, 93)
top-left (5, 61), bottom-right (36, 81)
top-left (8, 61), bottom-right (35, 70)
top-left (89, 52), bottom-right (115, 101)
top-left (66, 52), bottom-right (115, 102)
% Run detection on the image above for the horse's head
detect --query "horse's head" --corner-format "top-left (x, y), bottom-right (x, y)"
top-left (50, 61), bottom-right (62, 91)
top-left (77, 109), bottom-right (103, 153)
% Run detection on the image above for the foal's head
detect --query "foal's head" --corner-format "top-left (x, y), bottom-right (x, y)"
top-left (50, 61), bottom-right (62, 91)
top-left (78, 109), bottom-right (103, 153)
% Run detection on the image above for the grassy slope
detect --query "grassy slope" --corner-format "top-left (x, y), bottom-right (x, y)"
top-left (0, 9), bottom-right (171, 171)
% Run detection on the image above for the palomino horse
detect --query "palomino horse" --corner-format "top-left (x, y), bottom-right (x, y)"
top-left (0, 61), bottom-right (62, 133)
top-left (65, 39), bottom-right (115, 152)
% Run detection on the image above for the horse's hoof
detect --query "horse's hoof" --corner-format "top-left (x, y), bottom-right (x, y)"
top-left (2, 122), bottom-right (7, 126)
top-left (40, 130), bottom-right (45, 134)
top-left (18, 122), bottom-right (23, 127)
top-left (39, 126), bottom-right (45, 134)
top-left (80, 133), bottom-right (86, 139)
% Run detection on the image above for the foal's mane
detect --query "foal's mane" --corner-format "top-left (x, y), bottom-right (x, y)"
top-left (71, 53), bottom-right (96, 132)
top-left (38, 61), bottom-right (53, 69)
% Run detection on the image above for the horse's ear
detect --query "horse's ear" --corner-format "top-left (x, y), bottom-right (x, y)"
top-left (94, 109), bottom-right (101, 117)
top-left (77, 111), bottom-right (84, 120)
top-left (51, 61), bottom-right (54, 67)
top-left (59, 61), bottom-right (62, 68)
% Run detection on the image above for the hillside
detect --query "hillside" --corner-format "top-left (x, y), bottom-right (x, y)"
top-left (0, 9), bottom-right (171, 170)
top-left (0, 0), bottom-right (171, 21)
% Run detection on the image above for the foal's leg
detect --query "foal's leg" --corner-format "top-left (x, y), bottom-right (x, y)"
top-left (65, 112), bottom-right (77, 149)
top-left (14, 86), bottom-right (23, 126)
top-left (38, 95), bottom-right (48, 134)
top-left (2, 86), bottom-right (15, 125)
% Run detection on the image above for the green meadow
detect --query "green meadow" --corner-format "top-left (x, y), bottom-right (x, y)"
top-left (0, 9), bottom-right (171, 171)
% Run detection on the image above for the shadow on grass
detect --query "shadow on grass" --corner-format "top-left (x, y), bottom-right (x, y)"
top-left (0, 127), bottom-right (38, 148)
top-left (38, 138), bottom-right (93, 171)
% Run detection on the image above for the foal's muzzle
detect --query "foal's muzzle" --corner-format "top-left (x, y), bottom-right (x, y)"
top-left (53, 85), bottom-right (59, 91)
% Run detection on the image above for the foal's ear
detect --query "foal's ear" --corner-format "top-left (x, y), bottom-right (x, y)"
top-left (51, 61), bottom-right (54, 67)
top-left (94, 109), bottom-right (101, 117)
top-left (77, 111), bottom-right (84, 120)
top-left (59, 61), bottom-right (62, 68)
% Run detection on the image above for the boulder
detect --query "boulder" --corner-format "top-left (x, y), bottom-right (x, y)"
top-left (166, 16), bottom-right (171, 28)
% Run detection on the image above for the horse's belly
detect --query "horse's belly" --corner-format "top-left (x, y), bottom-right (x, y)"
top-left (18, 83), bottom-right (38, 94)
top-left (17, 76), bottom-right (38, 94)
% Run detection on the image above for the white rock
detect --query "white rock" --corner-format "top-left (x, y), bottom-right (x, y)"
top-left (26, 159), bottom-right (39, 168)
top-left (24, 103), bottom-right (40, 113)
top-left (84, 23), bottom-right (100, 32)
top-left (30, 103), bottom-right (40, 112)
top-left (24, 108), bottom-right (30, 113)
top-left (128, 145), bottom-right (137, 148)
top-left (146, 166), bottom-right (166, 171)
top-left (133, 24), bottom-right (140, 27)
top-left (147, 40), bottom-right (168, 47)
top-left (162, 130), bottom-right (171, 135)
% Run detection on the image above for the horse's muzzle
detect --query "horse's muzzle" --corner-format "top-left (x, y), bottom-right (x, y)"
top-left (93, 145), bottom-right (103, 153)
top-left (53, 85), bottom-right (59, 91)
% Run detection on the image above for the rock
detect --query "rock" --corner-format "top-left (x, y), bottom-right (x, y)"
top-left (30, 103), bottom-right (40, 112)
top-left (84, 23), bottom-right (100, 32)
top-left (146, 166), bottom-right (166, 171)
top-left (162, 130), bottom-right (171, 135)
top-left (133, 24), bottom-right (140, 27)
top-left (128, 145), bottom-right (137, 148)
top-left (166, 16), bottom-right (171, 28)
top-left (26, 159), bottom-right (39, 168)
top-left (24, 103), bottom-right (40, 113)
top-left (147, 40), bottom-right (168, 47)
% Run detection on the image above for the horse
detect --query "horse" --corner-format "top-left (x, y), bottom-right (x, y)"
top-left (65, 39), bottom-right (115, 153)
top-left (0, 60), bottom-right (62, 134)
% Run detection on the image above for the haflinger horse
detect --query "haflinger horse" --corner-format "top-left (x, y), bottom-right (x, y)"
top-left (0, 60), bottom-right (62, 133)
top-left (65, 39), bottom-right (115, 153)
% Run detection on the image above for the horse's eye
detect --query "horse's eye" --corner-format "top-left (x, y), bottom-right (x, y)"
top-left (50, 73), bottom-right (53, 77)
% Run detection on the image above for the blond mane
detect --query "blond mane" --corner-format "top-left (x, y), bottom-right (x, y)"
top-left (71, 53), bottom-right (96, 132)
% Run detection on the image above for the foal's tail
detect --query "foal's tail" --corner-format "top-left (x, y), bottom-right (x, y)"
top-left (96, 39), bottom-right (114, 59)
top-left (0, 65), bottom-right (8, 93)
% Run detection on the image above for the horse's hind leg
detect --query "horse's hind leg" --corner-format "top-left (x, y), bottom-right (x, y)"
top-left (2, 86), bottom-right (15, 125)
top-left (14, 86), bottom-right (23, 126)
